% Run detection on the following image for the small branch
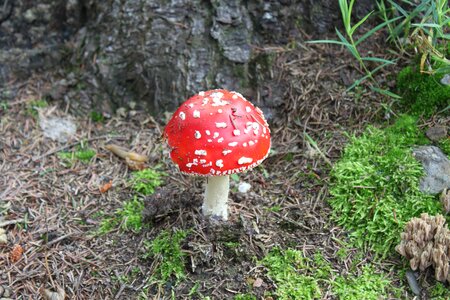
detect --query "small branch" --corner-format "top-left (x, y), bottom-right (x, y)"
top-left (0, 218), bottom-right (25, 227)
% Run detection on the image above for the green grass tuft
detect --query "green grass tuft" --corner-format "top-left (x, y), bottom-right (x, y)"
top-left (396, 66), bottom-right (450, 117)
top-left (98, 196), bottom-right (146, 234)
top-left (143, 229), bottom-right (189, 282)
top-left (329, 115), bottom-right (441, 257)
top-left (130, 168), bottom-right (165, 196)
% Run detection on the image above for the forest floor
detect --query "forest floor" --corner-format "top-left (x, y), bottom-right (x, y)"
top-left (0, 33), bottom-right (441, 299)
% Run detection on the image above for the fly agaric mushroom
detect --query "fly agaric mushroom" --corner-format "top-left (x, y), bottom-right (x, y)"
top-left (164, 89), bottom-right (270, 220)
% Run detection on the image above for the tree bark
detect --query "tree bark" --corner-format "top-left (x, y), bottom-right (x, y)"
top-left (0, 0), bottom-right (374, 116)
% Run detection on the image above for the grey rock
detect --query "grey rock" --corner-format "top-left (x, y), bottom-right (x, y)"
top-left (413, 146), bottom-right (450, 194)
top-left (441, 74), bottom-right (450, 86)
top-left (426, 126), bottom-right (448, 142)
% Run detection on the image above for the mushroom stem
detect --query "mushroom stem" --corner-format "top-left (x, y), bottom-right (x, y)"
top-left (203, 175), bottom-right (229, 220)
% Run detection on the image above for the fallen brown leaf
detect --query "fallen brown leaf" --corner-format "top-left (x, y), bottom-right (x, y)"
top-left (99, 180), bottom-right (113, 193)
top-left (10, 244), bottom-right (23, 263)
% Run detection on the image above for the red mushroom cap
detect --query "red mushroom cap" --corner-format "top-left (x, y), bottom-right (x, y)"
top-left (164, 89), bottom-right (271, 176)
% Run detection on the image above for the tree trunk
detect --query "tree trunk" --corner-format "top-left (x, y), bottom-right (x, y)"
top-left (0, 0), bottom-right (374, 117)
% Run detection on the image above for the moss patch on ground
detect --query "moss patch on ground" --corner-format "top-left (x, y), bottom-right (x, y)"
top-left (260, 248), bottom-right (399, 299)
top-left (329, 115), bottom-right (442, 257)
top-left (396, 66), bottom-right (450, 117)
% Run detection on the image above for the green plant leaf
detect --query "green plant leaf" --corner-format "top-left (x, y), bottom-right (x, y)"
top-left (361, 57), bottom-right (396, 64)
top-left (350, 11), bottom-right (373, 35)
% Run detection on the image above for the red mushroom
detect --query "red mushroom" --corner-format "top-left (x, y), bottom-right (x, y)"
top-left (164, 89), bottom-right (271, 220)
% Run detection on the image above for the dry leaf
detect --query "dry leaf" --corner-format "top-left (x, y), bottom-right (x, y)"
top-left (10, 244), bottom-right (23, 263)
top-left (99, 180), bottom-right (113, 193)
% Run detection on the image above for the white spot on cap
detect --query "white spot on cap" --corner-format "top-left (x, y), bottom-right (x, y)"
top-left (194, 150), bottom-right (207, 156)
top-left (246, 106), bottom-right (251, 113)
top-left (249, 141), bottom-right (255, 146)
top-left (232, 94), bottom-right (238, 99)
top-left (218, 109), bottom-right (223, 113)
top-left (233, 129), bottom-right (241, 136)
top-left (199, 91), bottom-right (205, 96)
top-left (188, 103), bottom-right (194, 108)
top-left (193, 110), bottom-right (200, 118)
top-left (186, 163), bottom-right (193, 168)
top-left (207, 139), bottom-right (212, 142)
top-left (202, 98), bottom-right (209, 105)
top-left (213, 132), bottom-right (219, 138)
top-left (205, 130), bottom-right (211, 135)
top-left (228, 141), bottom-right (238, 147)
top-left (216, 122), bottom-right (227, 128)
top-left (211, 91), bottom-right (224, 99)
top-left (179, 112), bottom-right (186, 120)
top-left (200, 159), bottom-right (207, 164)
top-left (216, 159), bottom-right (224, 168)
top-left (243, 142), bottom-right (247, 147)
top-left (194, 131), bottom-right (201, 139)
top-left (218, 137), bottom-right (224, 143)
top-left (238, 157), bottom-right (253, 165)
top-left (222, 149), bottom-right (232, 155)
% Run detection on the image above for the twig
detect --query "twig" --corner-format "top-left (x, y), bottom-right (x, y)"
top-left (46, 233), bottom-right (75, 247)
top-left (32, 135), bottom-right (128, 161)
top-left (0, 218), bottom-right (25, 227)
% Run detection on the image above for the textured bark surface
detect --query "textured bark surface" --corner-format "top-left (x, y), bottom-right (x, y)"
top-left (0, 0), bottom-right (374, 116)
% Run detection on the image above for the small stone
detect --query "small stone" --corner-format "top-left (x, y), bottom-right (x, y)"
top-left (413, 146), bottom-right (450, 194)
top-left (426, 126), bottom-right (448, 142)
top-left (441, 74), bottom-right (450, 86)
top-left (238, 182), bottom-right (251, 193)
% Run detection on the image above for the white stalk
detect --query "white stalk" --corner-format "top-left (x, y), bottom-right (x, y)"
top-left (203, 175), bottom-right (230, 220)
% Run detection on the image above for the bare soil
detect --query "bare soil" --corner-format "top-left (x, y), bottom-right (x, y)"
top-left (1, 36), bottom-right (409, 299)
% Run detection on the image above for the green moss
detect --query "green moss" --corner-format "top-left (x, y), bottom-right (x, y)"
top-left (98, 196), bottom-right (146, 234)
top-left (143, 229), bottom-right (189, 282)
top-left (90, 111), bottom-right (105, 123)
top-left (58, 147), bottom-right (96, 165)
top-left (438, 138), bottom-right (450, 156)
top-left (396, 66), bottom-right (450, 117)
top-left (261, 248), bottom-right (322, 300)
top-left (26, 99), bottom-right (48, 117)
top-left (261, 248), bottom-right (400, 299)
top-left (130, 168), bottom-right (165, 196)
top-left (333, 266), bottom-right (398, 300)
top-left (329, 115), bottom-right (441, 257)
top-left (429, 282), bottom-right (450, 299)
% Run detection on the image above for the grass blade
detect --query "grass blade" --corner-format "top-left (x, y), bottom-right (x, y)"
top-left (361, 57), bottom-right (397, 64)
